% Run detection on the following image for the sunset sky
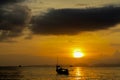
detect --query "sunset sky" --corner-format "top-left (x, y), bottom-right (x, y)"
top-left (0, 0), bottom-right (120, 66)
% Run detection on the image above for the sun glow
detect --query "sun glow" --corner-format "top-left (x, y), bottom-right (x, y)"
top-left (73, 49), bottom-right (84, 58)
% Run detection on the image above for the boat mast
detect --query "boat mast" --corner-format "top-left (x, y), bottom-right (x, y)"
top-left (57, 56), bottom-right (58, 65)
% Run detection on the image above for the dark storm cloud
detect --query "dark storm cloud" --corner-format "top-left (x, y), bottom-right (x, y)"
top-left (0, 0), bottom-right (25, 5)
top-left (0, 0), bottom-right (32, 42)
top-left (31, 6), bottom-right (120, 35)
top-left (0, 5), bottom-right (31, 41)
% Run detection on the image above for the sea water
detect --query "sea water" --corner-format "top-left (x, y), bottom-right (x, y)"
top-left (0, 66), bottom-right (120, 80)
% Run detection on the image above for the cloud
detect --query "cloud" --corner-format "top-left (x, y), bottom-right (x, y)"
top-left (1, 5), bottom-right (120, 41)
top-left (0, 0), bottom-right (25, 5)
top-left (0, 0), bottom-right (31, 42)
top-left (0, 5), bottom-right (31, 41)
top-left (31, 6), bottom-right (120, 35)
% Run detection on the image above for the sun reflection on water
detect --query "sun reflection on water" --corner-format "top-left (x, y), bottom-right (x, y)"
top-left (73, 67), bottom-right (84, 80)
top-left (75, 67), bottom-right (81, 76)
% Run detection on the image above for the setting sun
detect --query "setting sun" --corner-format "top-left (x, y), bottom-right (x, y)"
top-left (73, 49), bottom-right (84, 58)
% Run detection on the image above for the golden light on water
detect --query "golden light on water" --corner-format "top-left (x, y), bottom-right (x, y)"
top-left (73, 49), bottom-right (84, 58)
top-left (75, 67), bottom-right (81, 76)
top-left (74, 67), bottom-right (84, 80)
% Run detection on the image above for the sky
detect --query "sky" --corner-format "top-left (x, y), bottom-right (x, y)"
top-left (0, 0), bottom-right (120, 66)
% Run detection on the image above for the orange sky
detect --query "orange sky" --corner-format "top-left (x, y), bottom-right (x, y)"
top-left (0, 29), bottom-right (119, 66)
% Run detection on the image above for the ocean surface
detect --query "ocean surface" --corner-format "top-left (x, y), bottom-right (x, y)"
top-left (0, 66), bottom-right (120, 80)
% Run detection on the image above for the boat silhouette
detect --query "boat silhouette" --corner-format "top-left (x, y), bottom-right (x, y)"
top-left (56, 65), bottom-right (69, 75)
top-left (56, 57), bottom-right (69, 75)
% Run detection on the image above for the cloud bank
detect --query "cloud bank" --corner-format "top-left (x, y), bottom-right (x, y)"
top-left (31, 6), bottom-right (120, 35)
top-left (0, 0), bottom-right (25, 5)
top-left (0, 5), bottom-right (31, 41)
top-left (1, 4), bottom-right (120, 41)
top-left (0, 0), bottom-right (31, 41)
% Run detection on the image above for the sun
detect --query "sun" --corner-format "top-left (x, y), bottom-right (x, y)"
top-left (73, 49), bottom-right (84, 58)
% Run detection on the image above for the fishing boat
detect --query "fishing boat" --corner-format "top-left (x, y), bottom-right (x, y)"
top-left (56, 57), bottom-right (69, 75)
top-left (56, 65), bottom-right (69, 75)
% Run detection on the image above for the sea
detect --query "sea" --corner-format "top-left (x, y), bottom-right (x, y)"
top-left (0, 66), bottom-right (120, 80)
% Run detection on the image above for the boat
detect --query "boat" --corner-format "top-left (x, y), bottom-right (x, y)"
top-left (56, 57), bottom-right (69, 75)
top-left (56, 65), bottom-right (69, 75)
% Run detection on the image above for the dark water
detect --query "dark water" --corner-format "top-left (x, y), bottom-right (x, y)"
top-left (0, 66), bottom-right (120, 80)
